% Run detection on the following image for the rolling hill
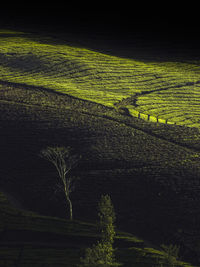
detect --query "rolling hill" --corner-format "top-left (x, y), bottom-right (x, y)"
top-left (1, 27), bottom-right (200, 266)
top-left (0, 29), bottom-right (200, 127)
top-left (0, 189), bottom-right (195, 267)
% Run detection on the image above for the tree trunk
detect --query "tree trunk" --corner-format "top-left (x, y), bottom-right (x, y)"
top-left (67, 196), bottom-right (73, 220)
top-left (62, 176), bottom-right (73, 220)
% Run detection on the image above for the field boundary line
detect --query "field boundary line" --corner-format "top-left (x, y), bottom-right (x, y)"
top-left (0, 80), bottom-right (199, 153)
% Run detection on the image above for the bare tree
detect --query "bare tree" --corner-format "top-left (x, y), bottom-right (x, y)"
top-left (39, 146), bottom-right (80, 220)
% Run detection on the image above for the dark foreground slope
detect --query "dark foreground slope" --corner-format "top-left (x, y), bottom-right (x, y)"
top-left (0, 82), bottom-right (200, 265)
top-left (0, 189), bottom-right (194, 267)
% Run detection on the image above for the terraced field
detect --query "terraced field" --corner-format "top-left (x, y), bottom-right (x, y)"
top-left (2, 28), bottom-right (200, 266)
top-left (0, 188), bottom-right (195, 267)
top-left (1, 29), bottom-right (200, 127)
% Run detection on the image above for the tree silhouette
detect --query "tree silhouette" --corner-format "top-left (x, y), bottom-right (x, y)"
top-left (160, 244), bottom-right (180, 267)
top-left (79, 195), bottom-right (121, 266)
top-left (39, 146), bottom-right (80, 220)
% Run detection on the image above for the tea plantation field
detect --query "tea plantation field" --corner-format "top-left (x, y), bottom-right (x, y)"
top-left (1, 189), bottom-right (195, 267)
top-left (0, 79), bottom-right (200, 265)
top-left (0, 29), bottom-right (200, 127)
top-left (1, 28), bottom-right (200, 266)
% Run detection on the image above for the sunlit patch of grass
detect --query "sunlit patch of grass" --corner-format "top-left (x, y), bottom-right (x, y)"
top-left (117, 246), bottom-right (194, 267)
top-left (0, 29), bottom-right (26, 35)
top-left (0, 29), bottom-right (200, 126)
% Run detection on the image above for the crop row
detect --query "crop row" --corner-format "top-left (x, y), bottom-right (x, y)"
top-left (133, 84), bottom-right (200, 127)
top-left (1, 32), bottom-right (200, 112)
top-left (1, 32), bottom-right (200, 129)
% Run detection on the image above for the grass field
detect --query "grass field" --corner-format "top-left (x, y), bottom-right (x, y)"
top-left (1, 27), bottom-right (200, 266)
top-left (0, 80), bottom-right (200, 265)
top-left (0, 189), bottom-right (195, 267)
top-left (1, 29), bottom-right (200, 127)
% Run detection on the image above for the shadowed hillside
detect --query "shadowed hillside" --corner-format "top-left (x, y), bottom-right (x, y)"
top-left (0, 79), bottom-right (200, 265)
top-left (1, 27), bottom-right (200, 266)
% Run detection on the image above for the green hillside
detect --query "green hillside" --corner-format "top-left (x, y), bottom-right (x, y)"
top-left (0, 190), bottom-right (194, 266)
top-left (1, 28), bottom-right (200, 266)
top-left (0, 79), bottom-right (200, 265)
top-left (0, 29), bottom-right (200, 127)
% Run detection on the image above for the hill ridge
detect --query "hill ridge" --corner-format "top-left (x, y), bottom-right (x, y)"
top-left (1, 79), bottom-right (200, 155)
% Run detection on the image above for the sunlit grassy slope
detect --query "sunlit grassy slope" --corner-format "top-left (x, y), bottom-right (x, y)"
top-left (1, 29), bottom-right (200, 128)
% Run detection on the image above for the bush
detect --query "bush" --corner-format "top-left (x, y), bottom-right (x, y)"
top-left (78, 195), bottom-right (121, 267)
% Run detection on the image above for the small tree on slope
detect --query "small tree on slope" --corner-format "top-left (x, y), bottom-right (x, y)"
top-left (39, 146), bottom-right (80, 220)
top-left (79, 195), bottom-right (121, 267)
top-left (160, 244), bottom-right (180, 267)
